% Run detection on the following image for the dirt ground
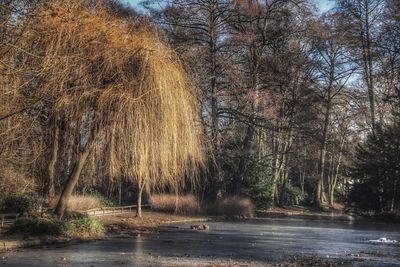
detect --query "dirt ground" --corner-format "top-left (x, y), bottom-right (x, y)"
top-left (100, 210), bottom-right (209, 235)
top-left (267, 204), bottom-right (346, 214)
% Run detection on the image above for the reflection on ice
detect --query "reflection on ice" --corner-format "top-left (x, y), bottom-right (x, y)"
top-left (369, 237), bottom-right (398, 244)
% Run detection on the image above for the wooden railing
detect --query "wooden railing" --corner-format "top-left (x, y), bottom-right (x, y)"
top-left (79, 205), bottom-right (149, 217)
top-left (0, 213), bottom-right (19, 227)
top-left (0, 205), bottom-right (147, 226)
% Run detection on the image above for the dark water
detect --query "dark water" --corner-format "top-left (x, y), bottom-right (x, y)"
top-left (1, 218), bottom-right (400, 266)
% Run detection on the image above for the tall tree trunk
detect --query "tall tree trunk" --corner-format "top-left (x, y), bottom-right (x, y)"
top-left (54, 146), bottom-right (91, 217)
top-left (328, 137), bottom-right (344, 206)
top-left (209, 0), bottom-right (221, 202)
top-left (390, 179), bottom-right (397, 212)
top-left (327, 153), bottom-right (334, 206)
top-left (279, 130), bottom-right (293, 206)
top-left (360, 0), bottom-right (376, 133)
top-left (273, 164), bottom-right (282, 205)
top-left (315, 99), bottom-right (331, 208)
top-left (279, 164), bottom-right (290, 207)
top-left (300, 168), bottom-right (305, 195)
top-left (47, 114), bottom-right (59, 201)
top-left (272, 130), bottom-right (283, 205)
top-left (208, 161), bottom-right (221, 202)
top-left (233, 124), bottom-right (255, 195)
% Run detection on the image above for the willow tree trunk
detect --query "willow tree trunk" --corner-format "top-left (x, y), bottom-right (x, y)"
top-left (54, 146), bottom-right (91, 217)
top-left (136, 182), bottom-right (145, 218)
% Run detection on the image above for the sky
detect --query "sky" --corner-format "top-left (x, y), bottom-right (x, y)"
top-left (125, 0), bottom-right (140, 4)
top-left (123, 0), bottom-right (336, 13)
top-left (318, 0), bottom-right (335, 13)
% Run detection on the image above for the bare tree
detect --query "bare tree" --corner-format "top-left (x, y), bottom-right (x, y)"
top-left (146, 0), bottom-right (232, 202)
top-left (337, 0), bottom-right (385, 133)
top-left (311, 14), bottom-right (355, 208)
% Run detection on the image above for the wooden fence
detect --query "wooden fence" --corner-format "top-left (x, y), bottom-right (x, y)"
top-left (0, 204), bottom-right (147, 228)
top-left (79, 205), bottom-right (149, 217)
top-left (0, 213), bottom-right (19, 228)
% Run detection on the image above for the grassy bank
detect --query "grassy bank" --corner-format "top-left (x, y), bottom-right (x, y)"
top-left (7, 212), bottom-right (105, 239)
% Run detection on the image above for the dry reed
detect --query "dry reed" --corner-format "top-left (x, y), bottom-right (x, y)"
top-left (50, 195), bottom-right (102, 211)
top-left (149, 194), bottom-right (201, 215)
top-left (211, 197), bottom-right (255, 218)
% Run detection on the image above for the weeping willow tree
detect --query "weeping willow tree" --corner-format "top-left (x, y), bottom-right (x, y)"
top-left (10, 0), bottom-right (204, 217)
top-left (0, 1), bottom-right (45, 199)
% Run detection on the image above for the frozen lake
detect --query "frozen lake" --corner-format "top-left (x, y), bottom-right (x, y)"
top-left (2, 218), bottom-right (400, 266)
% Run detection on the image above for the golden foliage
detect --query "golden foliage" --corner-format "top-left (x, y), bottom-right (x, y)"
top-left (1, 0), bottom-right (204, 195)
top-left (149, 194), bottom-right (201, 215)
top-left (0, 2), bottom-right (44, 195)
top-left (50, 195), bottom-right (102, 211)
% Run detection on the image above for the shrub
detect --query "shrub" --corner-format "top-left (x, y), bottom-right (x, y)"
top-left (350, 125), bottom-right (400, 213)
top-left (8, 216), bottom-right (66, 236)
top-left (50, 195), bottom-right (102, 211)
top-left (8, 213), bottom-right (104, 238)
top-left (63, 210), bottom-right (88, 220)
top-left (66, 217), bottom-right (104, 238)
top-left (149, 194), bottom-right (201, 215)
top-left (1, 193), bottom-right (42, 214)
top-left (211, 197), bottom-right (255, 218)
top-left (243, 168), bottom-right (274, 210)
top-left (281, 184), bottom-right (305, 206)
top-left (230, 153), bottom-right (275, 210)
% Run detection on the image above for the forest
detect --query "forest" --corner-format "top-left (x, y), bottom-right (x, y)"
top-left (0, 0), bottom-right (399, 220)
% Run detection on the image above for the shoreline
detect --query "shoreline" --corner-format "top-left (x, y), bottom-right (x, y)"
top-left (257, 209), bottom-right (400, 223)
top-left (0, 211), bottom-right (211, 252)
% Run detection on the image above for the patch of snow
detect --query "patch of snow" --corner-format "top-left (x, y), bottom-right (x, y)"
top-left (368, 237), bottom-right (398, 244)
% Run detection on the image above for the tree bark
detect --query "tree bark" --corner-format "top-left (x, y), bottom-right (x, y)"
top-left (233, 124), bottom-right (255, 195)
top-left (327, 153), bottom-right (334, 206)
top-left (278, 130), bottom-right (293, 206)
top-left (208, 0), bottom-right (221, 202)
top-left (315, 97), bottom-right (331, 209)
top-left (328, 137), bottom-right (344, 206)
top-left (47, 114), bottom-right (59, 201)
top-left (357, 0), bottom-right (376, 133)
top-left (54, 146), bottom-right (91, 217)
top-left (314, 44), bottom-right (338, 208)
top-left (136, 182), bottom-right (145, 218)
top-left (300, 165), bottom-right (306, 195)
top-left (272, 130), bottom-right (283, 205)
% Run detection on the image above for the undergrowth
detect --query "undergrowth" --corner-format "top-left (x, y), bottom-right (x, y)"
top-left (8, 213), bottom-right (104, 238)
